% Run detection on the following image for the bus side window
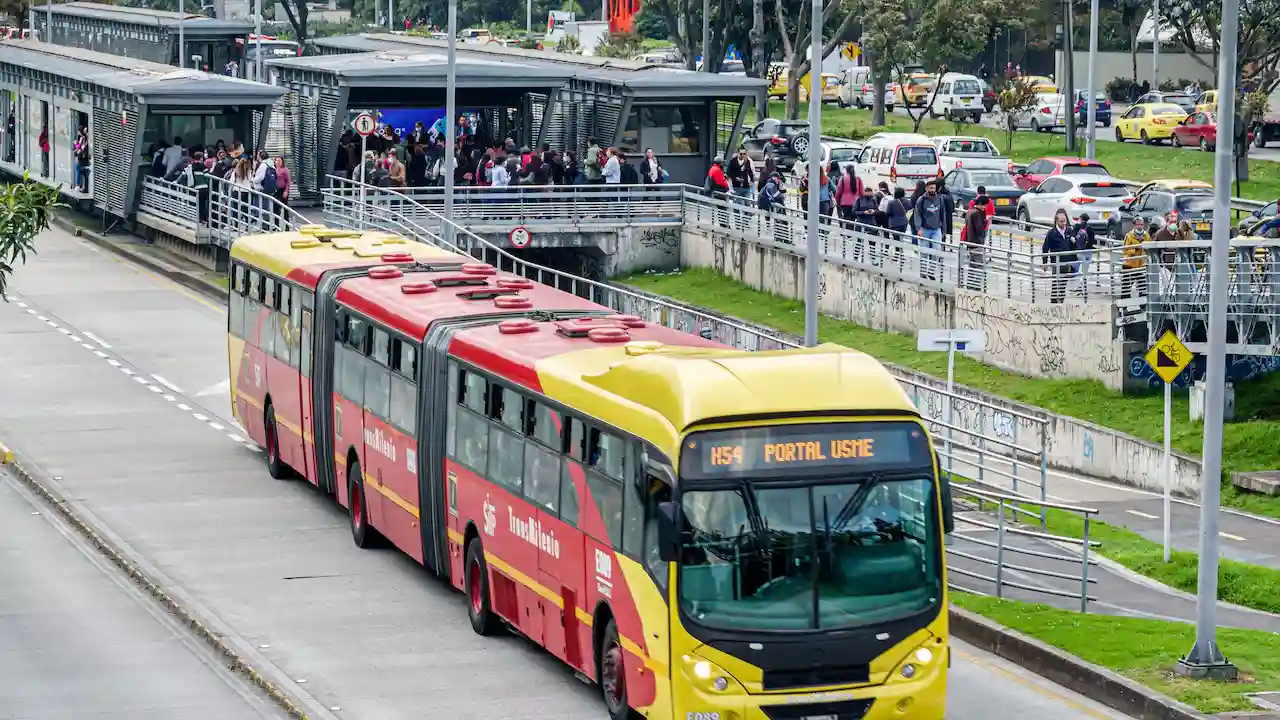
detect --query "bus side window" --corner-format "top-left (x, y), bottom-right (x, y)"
top-left (565, 418), bottom-right (587, 461)
top-left (273, 283), bottom-right (292, 367)
top-left (446, 361), bottom-right (458, 458)
top-left (559, 462), bottom-right (581, 527)
top-left (245, 270), bottom-right (261, 344)
top-left (339, 315), bottom-right (365, 406)
top-left (621, 462), bottom-right (644, 557)
top-left (585, 470), bottom-right (624, 549)
top-left (526, 401), bottom-right (561, 449)
top-left (363, 328), bottom-right (391, 420)
top-left (642, 474), bottom-right (672, 590)
top-left (228, 263), bottom-right (245, 338)
top-left (589, 429), bottom-right (626, 480)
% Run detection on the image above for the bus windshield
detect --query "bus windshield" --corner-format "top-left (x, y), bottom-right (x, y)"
top-left (676, 422), bottom-right (942, 632)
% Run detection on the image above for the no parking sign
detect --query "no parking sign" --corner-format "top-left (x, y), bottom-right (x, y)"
top-left (510, 226), bottom-right (532, 249)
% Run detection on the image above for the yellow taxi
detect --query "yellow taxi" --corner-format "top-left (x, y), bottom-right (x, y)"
top-left (896, 74), bottom-right (935, 107)
top-left (1019, 75), bottom-right (1056, 90)
top-left (1114, 102), bottom-right (1188, 144)
top-left (767, 63), bottom-right (790, 98)
top-left (798, 72), bottom-right (842, 103)
top-left (1195, 90), bottom-right (1217, 114)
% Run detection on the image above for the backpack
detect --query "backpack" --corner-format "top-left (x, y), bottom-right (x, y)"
top-left (260, 163), bottom-right (278, 194)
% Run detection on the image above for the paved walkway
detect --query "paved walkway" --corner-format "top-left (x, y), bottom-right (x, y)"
top-left (0, 225), bottom-right (1131, 720)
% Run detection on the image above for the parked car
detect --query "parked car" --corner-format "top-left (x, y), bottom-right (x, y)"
top-left (1108, 182), bottom-right (1216, 239)
top-left (1171, 111), bottom-right (1255, 151)
top-left (1115, 102), bottom-right (1188, 144)
top-left (1011, 156), bottom-right (1110, 191)
top-left (932, 135), bottom-right (1012, 174)
top-left (896, 75), bottom-right (936, 108)
top-left (838, 66), bottom-right (897, 110)
top-left (943, 168), bottom-right (1024, 217)
top-left (1195, 90), bottom-right (1218, 114)
top-left (1017, 175), bottom-right (1136, 230)
top-left (1135, 90), bottom-right (1198, 115)
top-left (852, 132), bottom-right (942, 191)
top-left (792, 141), bottom-right (865, 179)
top-left (1071, 89), bottom-right (1112, 127)
top-left (928, 72), bottom-right (984, 122)
top-left (797, 73), bottom-right (842, 104)
top-left (740, 118), bottom-right (816, 169)
top-left (977, 78), bottom-right (997, 112)
top-left (1239, 198), bottom-right (1279, 236)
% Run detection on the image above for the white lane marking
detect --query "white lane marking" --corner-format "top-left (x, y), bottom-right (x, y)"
top-left (162, 395), bottom-right (176, 402)
top-left (1220, 531), bottom-right (1247, 542)
top-left (16, 302), bottom-right (25, 308)
top-left (81, 331), bottom-right (112, 349)
top-left (151, 375), bottom-right (183, 394)
top-left (93, 350), bottom-right (107, 358)
top-left (107, 359), bottom-right (121, 367)
top-left (209, 422), bottom-right (225, 431)
top-left (131, 375), bottom-right (149, 385)
top-left (195, 378), bottom-right (231, 397)
top-left (177, 404), bottom-right (192, 412)
top-left (36, 315), bottom-right (46, 321)
top-left (120, 367), bottom-right (135, 376)
top-left (56, 327), bottom-right (70, 335)
top-left (25, 308), bottom-right (36, 314)
top-left (79, 343), bottom-right (94, 350)
top-left (69, 334), bottom-right (81, 342)
top-left (228, 434), bottom-right (245, 443)
top-left (1126, 509), bottom-right (1159, 520)
top-left (192, 413), bottom-right (209, 422)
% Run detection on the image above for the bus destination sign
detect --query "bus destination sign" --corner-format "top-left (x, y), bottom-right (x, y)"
top-left (681, 422), bottom-right (929, 479)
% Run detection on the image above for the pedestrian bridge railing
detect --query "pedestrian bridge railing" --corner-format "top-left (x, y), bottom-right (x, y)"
top-left (135, 174), bottom-right (308, 247)
top-left (139, 176), bottom-right (201, 233)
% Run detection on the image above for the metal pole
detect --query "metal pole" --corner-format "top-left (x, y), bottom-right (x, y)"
top-left (701, 0), bottom-right (710, 72)
top-left (359, 134), bottom-right (367, 228)
top-left (527, 0), bottom-right (531, 34)
top-left (1151, 0), bottom-right (1160, 92)
top-left (1163, 381), bottom-right (1172, 562)
top-left (444, 0), bottom-right (457, 244)
top-left (945, 343), bottom-right (956, 477)
top-left (44, 0), bottom-right (50, 42)
top-left (253, 0), bottom-right (262, 82)
top-left (1063, 0), bottom-right (1076, 152)
top-left (178, 0), bottom-right (185, 69)
top-left (389, 0), bottom-right (395, 31)
top-left (1178, 0), bottom-right (1238, 679)
top-left (1080, 516), bottom-right (1091, 612)
top-left (1084, 0), bottom-right (1099, 158)
top-left (803, 0), bottom-right (821, 346)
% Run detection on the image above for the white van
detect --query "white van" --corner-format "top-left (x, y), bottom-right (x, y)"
top-left (929, 73), bottom-right (984, 122)
top-left (853, 133), bottom-right (942, 191)
top-left (838, 66), bottom-right (896, 110)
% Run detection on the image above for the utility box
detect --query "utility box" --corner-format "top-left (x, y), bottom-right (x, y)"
top-left (1190, 381), bottom-right (1235, 423)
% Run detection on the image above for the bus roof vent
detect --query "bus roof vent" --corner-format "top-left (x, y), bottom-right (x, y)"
top-left (608, 314), bottom-right (646, 328)
top-left (499, 319), bottom-right (539, 335)
top-left (461, 263), bottom-right (497, 276)
top-left (588, 327), bottom-right (631, 343)
top-left (298, 224), bottom-right (328, 234)
top-left (381, 251), bottom-right (416, 263)
top-left (496, 277), bottom-right (535, 290)
top-left (494, 296), bottom-right (533, 310)
top-left (290, 239), bottom-right (323, 249)
top-left (401, 282), bottom-right (438, 295)
top-left (457, 288), bottom-right (520, 300)
top-left (331, 239), bottom-right (358, 250)
top-left (624, 340), bottom-right (665, 356)
top-left (367, 266), bottom-right (404, 280)
top-left (555, 317), bottom-right (602, 338)
top-left (433, 275), bottom-right (489, 287)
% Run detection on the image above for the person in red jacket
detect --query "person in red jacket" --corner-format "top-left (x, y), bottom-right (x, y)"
top-left (968, 184), bottom-right (996, 219)
top-left (705, 156), bottom-right (730, 194)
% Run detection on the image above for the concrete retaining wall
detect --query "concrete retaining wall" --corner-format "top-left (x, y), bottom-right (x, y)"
top-left (615, 283), bottom-right (1205, 497)
top-left (678, 227), bottom-right (1128, 389)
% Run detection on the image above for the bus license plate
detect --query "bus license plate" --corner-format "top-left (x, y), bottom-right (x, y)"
top-left (1101, 212), bottom-right (1110, 219)
top-left (1196, 222), bottom-right (1211, 231)
top-left (803, 715), bottom-right (838, 720)
top-left (996, 198), bottom-right (1010, 206)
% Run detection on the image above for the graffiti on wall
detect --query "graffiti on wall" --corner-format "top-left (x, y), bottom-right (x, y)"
top-left (1126, 349), bottom-right (1280, 389)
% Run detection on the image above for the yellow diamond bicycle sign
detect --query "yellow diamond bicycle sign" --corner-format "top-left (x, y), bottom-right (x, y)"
top-left (1144, 330), bottom-right (1192, 385)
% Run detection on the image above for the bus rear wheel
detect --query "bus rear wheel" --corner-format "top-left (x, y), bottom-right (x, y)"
top-left (599, 619), bottom-right (632, 720)
top-left (264, 405), bottom-right (290, 480)
top-left (465, 540), bottom-right (502, 636)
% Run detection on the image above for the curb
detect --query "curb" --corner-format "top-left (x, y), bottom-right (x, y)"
top-left (51, 213), bottom-right (228, 305)
top-left (949, 606), bottom-right (1210, 720)
top-left (0, 441), bottom-right (339, 720)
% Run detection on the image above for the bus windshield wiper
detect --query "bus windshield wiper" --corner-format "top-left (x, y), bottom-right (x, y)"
top-left (829, 472), bottom-right (884, 533)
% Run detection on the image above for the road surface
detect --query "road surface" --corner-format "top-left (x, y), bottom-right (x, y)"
top-left (0, 467), bottom-right (287, 720)
top-left (0, 225), bottom-right (1131, 720)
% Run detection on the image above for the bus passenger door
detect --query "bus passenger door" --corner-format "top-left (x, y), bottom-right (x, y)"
top-left (297, 292), bottom-right (316, 485)
top-left (531, 444), bottom-right (584, 670)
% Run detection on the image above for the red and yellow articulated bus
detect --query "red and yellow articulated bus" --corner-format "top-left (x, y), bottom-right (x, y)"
top-left (228, 226), bottom-right (955, 720)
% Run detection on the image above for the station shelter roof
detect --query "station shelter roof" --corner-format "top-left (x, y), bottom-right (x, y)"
top-left (45, 1), bottom-right (255, 34)
top-left (0, 40), bottom-right (287, 106)
top-left (306, 33), bottom-right (767, 98)
top-left (267, 45), bottom-right (577, 90)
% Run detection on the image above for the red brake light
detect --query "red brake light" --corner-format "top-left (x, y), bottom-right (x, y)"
top-left (771, 136), bottom-right (785, 144)
top-left (861, 84), bottom-right (869, 91)
top-left (955, 160), bottom-right (963, 168)
top-left (1041, 107), bottom-right (1051, 114)
top-left (889, 167), bottom-right (898, 181)
top-left (1070, 196), bottom-right (1096, 204)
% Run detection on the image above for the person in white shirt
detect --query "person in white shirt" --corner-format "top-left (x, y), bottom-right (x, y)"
top-left (162, 136), bottom-right (185, 178)
top-left (252, 150), bottom-right (271, 193)
top-left (490, 159), bottom-right (510, 187)
top-left (603, 148), bottom-right (622, 184)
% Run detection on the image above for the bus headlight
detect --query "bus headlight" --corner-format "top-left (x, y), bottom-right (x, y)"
top-left (893, 641), bottom-right (940, 681)
top-left (681, 654), bottom-right (742, 694)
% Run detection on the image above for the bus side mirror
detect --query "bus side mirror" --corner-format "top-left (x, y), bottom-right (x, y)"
top-left (941, 477), bottom-right (955, 534)
top-left (657, 501), bottom-right (680, 562)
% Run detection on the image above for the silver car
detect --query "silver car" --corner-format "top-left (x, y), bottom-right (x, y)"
top-left (1016, 174), bottom-right (1138, 230)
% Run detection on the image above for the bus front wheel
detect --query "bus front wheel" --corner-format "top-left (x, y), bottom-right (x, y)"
top-left (347, 459), bottom-right (381, 549)
top-left (599, 619), bottom-right (633, 720)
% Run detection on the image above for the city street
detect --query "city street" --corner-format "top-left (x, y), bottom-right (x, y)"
top-left (0, 225), bottom-right (1132, 719)
top-left (0, 468), bottom-right (287, 720)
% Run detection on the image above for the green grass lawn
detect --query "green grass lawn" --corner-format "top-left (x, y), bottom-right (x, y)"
top-left (781, 100), bottom-right (1280, 203)
top-left (622, 269), bottom-right (1280, 516)
top-left (962, 489), bottom-right (1280, 613)
top-left (953, 594), bottom-right (1280, 714)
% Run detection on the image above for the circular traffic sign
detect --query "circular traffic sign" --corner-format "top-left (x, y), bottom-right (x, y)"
top-left (509, 226), bottom-right (532, 249)
top-left (352, 112), bottom-right (377, 137)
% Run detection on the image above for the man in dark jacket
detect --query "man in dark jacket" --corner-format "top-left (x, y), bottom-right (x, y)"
top-left (1072, 212), bottom-right (1099, 297)
top-left (1042, 212), bottom-right (1078, 303)
top-left (726, 146), bottom-right (755, 203)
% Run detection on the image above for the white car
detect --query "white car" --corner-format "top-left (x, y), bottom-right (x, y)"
top-left (837, 66), bottom-right (897, 111)
top-left (932, 135), bottom-right (1012, 174)
top-left (792, 141), bottom-right (865, 179)
top-left (1016, 174), bottom-right (1137, 229)
top-left (1012, 91), bottom-right (1067, 133)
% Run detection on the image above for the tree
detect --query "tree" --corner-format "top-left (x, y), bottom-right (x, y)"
top-left (277, 0), bottom-right (311, 51)
top-left (1162, 0), bottom-right (1280, 86)
top-left (556, 33), bottom-right (582, 53)
top-left (774, 0), bottom-right (859, 119)
top-left (0, 176), bottom-right (63, 299)
top-left (1112, 0), bottom-right (1146, 81)
top-left (992, 71), bottom-right (1040, 153)
top-left (642, 0), bottom-right (735, 71)
top-left (595, 29), bottom-right (645, 57)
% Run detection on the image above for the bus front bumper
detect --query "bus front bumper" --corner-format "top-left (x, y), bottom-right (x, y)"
top-left (675, 664), bottom-right (946, 720)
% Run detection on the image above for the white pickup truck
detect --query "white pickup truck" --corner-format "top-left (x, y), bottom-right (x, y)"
top-left (932, 135), bottom-right (1014, 175)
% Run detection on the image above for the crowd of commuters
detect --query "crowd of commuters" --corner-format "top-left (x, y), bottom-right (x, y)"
top-left (147, 136), bottom-right (291, 229)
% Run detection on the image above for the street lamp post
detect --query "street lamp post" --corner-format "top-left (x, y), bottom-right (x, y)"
top-left (1174, 0), bottom-right (1239, 683)
top-left (444, 0), bottom-right (457, 245)
top-left (1152, 0), bottom-right (1161, 92)
top-left (1084, 0), bottom-right (1099, 158)
top-left (178, 0), bottom-right (186, 69)
top-left (253, 0), bottom-right (262, 81)
top-left (803, 0), bottom-right (821, 346)
top-left (1063, 0), bottom-right (1076, 152)
top-left (702, 0), bottom-right (711, 71)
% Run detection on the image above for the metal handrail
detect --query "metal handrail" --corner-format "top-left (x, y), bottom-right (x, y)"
top-left (205, 174), bottom-right (308, 246)
top-left (138, 175), bottom-right (200, 231)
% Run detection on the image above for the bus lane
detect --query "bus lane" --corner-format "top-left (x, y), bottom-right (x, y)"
top-left (0, 226), bottom-right (1130, 720)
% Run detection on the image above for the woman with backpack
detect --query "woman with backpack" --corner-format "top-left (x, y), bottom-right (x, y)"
top-left (834, 164), bottom-right (859, 222)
